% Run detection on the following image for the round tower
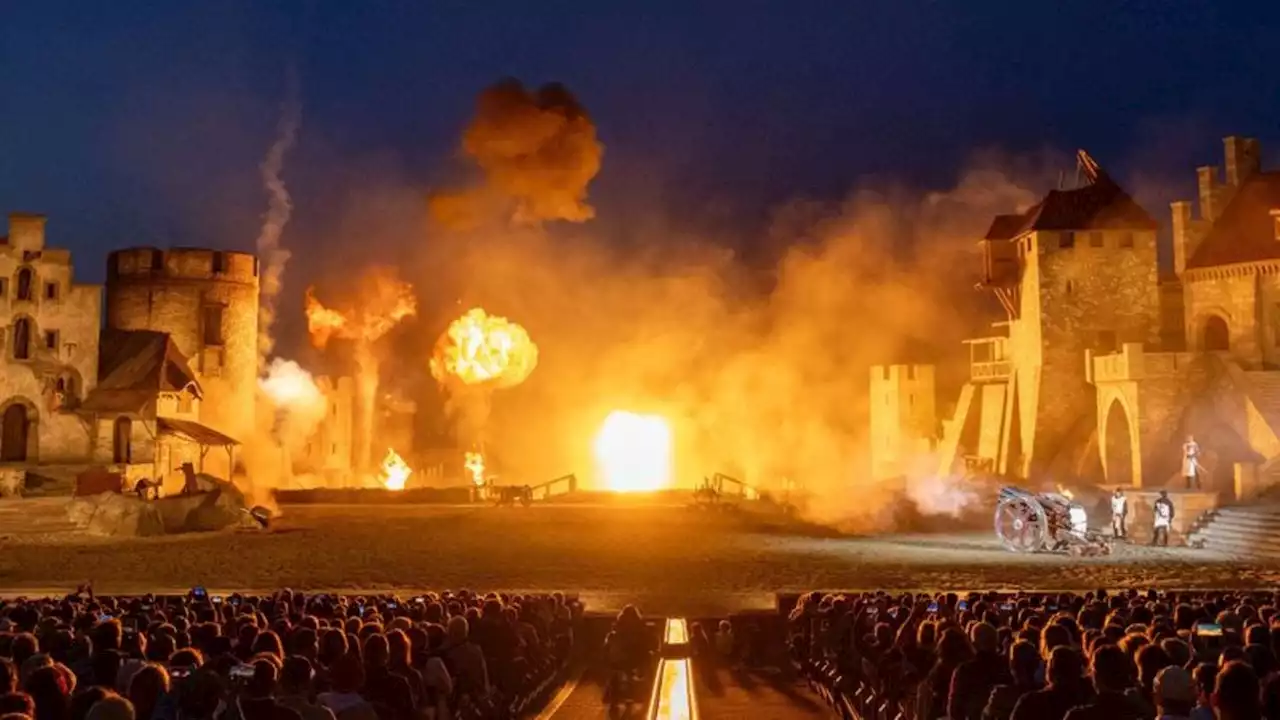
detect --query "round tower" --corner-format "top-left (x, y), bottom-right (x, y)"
top-left (105, 248), bottom-right (260, 457)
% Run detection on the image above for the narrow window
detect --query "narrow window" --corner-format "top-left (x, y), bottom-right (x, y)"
top-left (212, 251), bottom-right (225, 274)
top-left (16, 269), bottom-right (32, 301)
top-left (150, 250), bottom-right (163, 271)
top-left (202, 305), bottom-right (224, 346)
top-left (1119, 232), bottom-right (1135, 248)
top-left (1089, 232), bottom-right (1104, 248)
top-left (44, 282), bottom-right (57, 301)
top-left (13, 318), bottom-right (31, 360)
top-left (1059, 232), bottom-right (1076, 249)
top-left (44, 330), bottom-right (57, 350)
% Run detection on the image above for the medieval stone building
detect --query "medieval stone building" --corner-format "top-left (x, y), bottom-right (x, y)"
top-left (872, 136), bottom-right (1280, 510)
top-left (0, 214), bottom-right (102, 467)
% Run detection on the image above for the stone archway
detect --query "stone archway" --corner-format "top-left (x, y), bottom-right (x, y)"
top-left (1104, 398), bottom-right (1135, 486)
top-left (1203, 315), bottom-right (1230, 351)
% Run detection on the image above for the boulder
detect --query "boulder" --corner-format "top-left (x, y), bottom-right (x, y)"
top-left (154, 479), bottom-right (255, 533)
top-left (67, 492), bottom-right (166, 538)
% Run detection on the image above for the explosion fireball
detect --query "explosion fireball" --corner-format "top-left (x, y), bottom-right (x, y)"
top-left (594, 411), bottom-right (673, 492)
top-left (430, 307), bottom-right (539, 388)
top-left (380, 449), bottom-right (411, 491)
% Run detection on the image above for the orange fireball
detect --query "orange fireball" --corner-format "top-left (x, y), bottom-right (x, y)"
top-left (430, 307), bottom-right (538, 388)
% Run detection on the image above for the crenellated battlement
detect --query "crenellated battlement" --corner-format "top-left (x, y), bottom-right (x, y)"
top-left (108, 247), bottom-right (259, 285)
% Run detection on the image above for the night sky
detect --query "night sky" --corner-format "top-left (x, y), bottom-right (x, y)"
top-left (3, 1), bottom-right (1279, 290)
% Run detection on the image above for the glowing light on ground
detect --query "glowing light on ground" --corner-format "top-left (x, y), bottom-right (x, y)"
top-left (464, 451), bottom-right (486, 486)
top-left (380, 449), bottom-right (411, 491)
top-left (594, 411), bottom-right (673, 492)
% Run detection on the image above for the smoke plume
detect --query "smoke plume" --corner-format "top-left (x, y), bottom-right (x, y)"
top-left (429, 78), bottom-right (604, 230)
top-left (256, 85), bottom-right (301, 368)
top-left (416, 150), bottom-right (1051, 526)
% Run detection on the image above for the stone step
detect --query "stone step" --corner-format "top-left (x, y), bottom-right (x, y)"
top-left (1194, 515), bottom-right (1280, 533)
top-left (1198, 527), bottom-right (1280, 552)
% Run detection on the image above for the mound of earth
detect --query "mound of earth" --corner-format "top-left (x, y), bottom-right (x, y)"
top-left (155, 480), bottom-right (256, 533)
top-left (66, 479), bottom-right (257, 537)
top-left (67, 492), bottom-right (166, 538)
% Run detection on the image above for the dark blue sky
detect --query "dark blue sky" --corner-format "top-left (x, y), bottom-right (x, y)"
top-left (3, 0), bottom-right (1279, 288)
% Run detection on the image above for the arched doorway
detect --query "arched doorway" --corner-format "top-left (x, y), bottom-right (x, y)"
top-left (113, 417), bottom-right (133, 464)
top-left (1203, 315), bottom-right (1230, 351)
top-left (1104, 399), bottom-right (1134, 486)
top-left (1, 404), bottom-right (29, 462)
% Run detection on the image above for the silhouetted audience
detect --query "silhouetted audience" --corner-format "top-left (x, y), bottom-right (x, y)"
top-left (0, 590), bottom-right (578, 720)
top-left (793, 589), bottom-right (1280, 720)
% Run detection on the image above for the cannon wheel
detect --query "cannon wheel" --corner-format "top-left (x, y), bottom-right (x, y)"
top-left (994, 496), bottom-right (1048, 552)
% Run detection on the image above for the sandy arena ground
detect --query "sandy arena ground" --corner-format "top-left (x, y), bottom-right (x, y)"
top-left (0, 504), bottom-right (1275, 614)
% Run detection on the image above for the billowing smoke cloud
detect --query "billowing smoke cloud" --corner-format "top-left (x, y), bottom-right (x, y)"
top-left (429, 78), bottom-right (603, 229)
top-left (256, 83), bottom-right (301, 368)
top-left (416, 151), bottom-right (1052, 527)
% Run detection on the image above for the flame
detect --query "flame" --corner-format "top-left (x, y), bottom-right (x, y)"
top-left (1057, 484), bottom-right (1075, 500)
top-left (380, 449), bottom-right (411, 491)
top-left (304, 271), bottom-right (417, 349)
top-left (430, 307), bottom-right (539, 388)
top-left (594, 411), bottom-right (673, 492)
top-left (304, 288), bottom-right (349, 348)
top-left (464, 451), bottom-right (486, 486)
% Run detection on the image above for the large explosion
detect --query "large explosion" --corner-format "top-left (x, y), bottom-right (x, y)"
top-left (430, 307), bottom-right (539, 480)
top-left (292, 77), bottom-right (1047, 523)
top-left (429, 307), bottom-right (539, 389)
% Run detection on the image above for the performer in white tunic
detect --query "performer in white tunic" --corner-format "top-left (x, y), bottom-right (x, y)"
top-left (1152, 490), bottom-right (1175, 546)
top-left (1110, 488), bottom-right (1128, 539)
top-left (1182, 435), bottom-right (1202, 490)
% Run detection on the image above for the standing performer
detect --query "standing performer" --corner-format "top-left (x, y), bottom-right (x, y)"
top-left (1183, 435), bottom-right (1203, 490)
top-left (1111, 488), bottom-right (1128, 539)
top-left (1152, 490), bottom-right (1175, 547)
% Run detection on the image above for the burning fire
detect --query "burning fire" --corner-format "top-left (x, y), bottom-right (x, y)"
top-left (1057, 484), bottom-right (1075, 500)
top-left (380, 449), bottom-right (411, 491)
top-left (304, 277), bottom-right (416, 349)
top-left (594, 411), bottom-right (673, 492)
top-left (430, 307), bottom-right (539, 388)
top-left (464, 451), bottom-right (486, 486)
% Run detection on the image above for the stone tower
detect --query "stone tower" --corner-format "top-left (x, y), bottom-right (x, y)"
top-left (105, 248), bottom-right (259, 476)
top-left (975, 153), bottom-right (1162, 479)
top-left (869, 364), bottom-right (937, 480)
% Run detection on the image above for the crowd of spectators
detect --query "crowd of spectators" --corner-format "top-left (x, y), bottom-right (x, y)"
top-left (0, 588), bottom-right (579, 720)
top-left (792, 589), bottom-right (1280, 720)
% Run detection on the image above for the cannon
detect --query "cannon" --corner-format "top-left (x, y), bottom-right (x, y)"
top-left (994, 486), bottom-right (1111, 555)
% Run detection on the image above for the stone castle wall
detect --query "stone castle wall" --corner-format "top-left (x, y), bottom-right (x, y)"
top-left (1014, 228), bottom-right (1162, 477)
